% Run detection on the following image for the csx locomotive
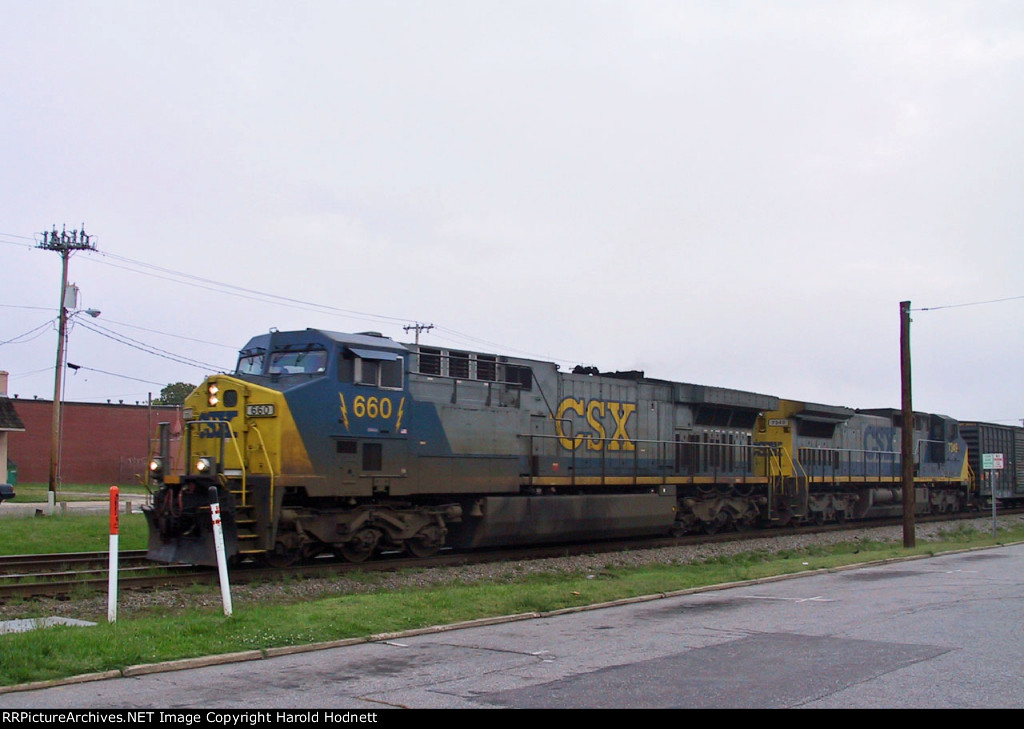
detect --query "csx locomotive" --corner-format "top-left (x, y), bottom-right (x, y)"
top-left (144, 328), bottom-right (978, 566)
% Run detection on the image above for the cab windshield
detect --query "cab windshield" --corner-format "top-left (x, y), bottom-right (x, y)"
top-left (236, 352), bottom-right (265, 376)
top-left (267, 347), bottom-right (328, 376)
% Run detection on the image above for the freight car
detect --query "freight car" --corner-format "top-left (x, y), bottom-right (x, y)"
top-left (959, 421), bottom-right (1024, 507)
top-left (143, 329), bottom-right (973, 566)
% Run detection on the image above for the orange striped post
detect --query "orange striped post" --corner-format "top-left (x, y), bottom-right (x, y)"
top-left (108, 486), bottom-right (119, 622)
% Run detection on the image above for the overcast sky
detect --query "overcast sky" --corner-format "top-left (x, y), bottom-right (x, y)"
top-left (1, 1), bottom-right (1022, 424)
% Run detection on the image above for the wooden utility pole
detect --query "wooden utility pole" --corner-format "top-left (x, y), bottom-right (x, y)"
top-left (900, 300), bottom-right (916, 548)
top-left (38, 225), bottom-right (96, 503)
top-left (403, 322), bottom-right (434, 345)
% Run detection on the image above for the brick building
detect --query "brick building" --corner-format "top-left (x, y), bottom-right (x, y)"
top-left (1, 372), bottom-right (26, 485)
top-left (6, 397), bottom-right (182, 486)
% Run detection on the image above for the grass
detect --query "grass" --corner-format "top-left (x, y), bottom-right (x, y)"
top-left (0, 515), bottom-right (1022, 689)
top-left (0, 512), bottom-right (149, 553)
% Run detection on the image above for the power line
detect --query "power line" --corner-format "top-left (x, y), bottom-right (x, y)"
top-left (96, 317), bottom-right (237, 350)
top-left (7, 366), bottom-right (55, 379)
top-left (16, 230), bottom-right (580, 367)
top-left (915, 295), bottom-right (1024, 311)
top-left (12, 228), bottom-right (579, 363)
top-left (0, 303), bottom-right (54, 311)
top-left (75, 319), bottom-right (226, 371)
top-left (84, 249), bottom-right (581, 363)
top-left (0, 318), bottom-right (57, 346)
top-left (85, 249), bottom-right (414, 328)
top-left (0, 232), bottom-right (38, 249)
top-left (64, 363), bottom-right (166, 387)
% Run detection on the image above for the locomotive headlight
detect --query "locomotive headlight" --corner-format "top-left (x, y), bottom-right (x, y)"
top-left (148, 457), bottom-right (164, 477)
top-left (207, 384), bottom-right (220, 407)
top-left (195, 456), bottom-right (216, 474)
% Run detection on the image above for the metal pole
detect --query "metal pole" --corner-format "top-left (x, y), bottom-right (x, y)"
top-left (991, 471), bottom-right (998, 539)
top-left (900, 300), bottom-right (916, 548)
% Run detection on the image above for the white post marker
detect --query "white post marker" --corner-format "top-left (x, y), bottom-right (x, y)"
top-left (208, 486), bottom-right (233, 617)
top-left (107, 485), bottom-right (119, 623)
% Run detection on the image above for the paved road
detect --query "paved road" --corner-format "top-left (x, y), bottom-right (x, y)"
top-left (4, 542), bottom-right (1023, 709)
top-left (0, 497), bottom-right (140, 517)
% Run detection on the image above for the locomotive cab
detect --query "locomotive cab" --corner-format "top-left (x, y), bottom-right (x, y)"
top-left (144, 329), bottom-right (455, 566)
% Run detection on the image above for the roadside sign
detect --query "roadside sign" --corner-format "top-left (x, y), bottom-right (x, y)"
top-left (982, 453), bottom-right (1005, 470)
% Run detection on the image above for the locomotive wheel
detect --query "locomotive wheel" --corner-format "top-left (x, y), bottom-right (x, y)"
top-left (262, 542), bottom-right (301, 568)
top-left (339, 528), bottom-right (381, 563)
top-left (702, 512), bottom-right (730, 535)
top-left (405, 525), bottom-right (444, 559)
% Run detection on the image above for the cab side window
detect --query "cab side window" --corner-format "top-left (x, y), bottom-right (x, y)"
top-left (355, 355), bottom-right (404, 389)
top-left (338, 355), bottom-right (354, 383)
top-left (380, 358), bottom-right (403, 389)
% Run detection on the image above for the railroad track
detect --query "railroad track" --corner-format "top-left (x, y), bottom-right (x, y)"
top-left (0, 550), bottom-right (151, 574)
top-left (0, 550), bottom-right (204, 599)
top-left (0, 509), bottom-right (1014, 600)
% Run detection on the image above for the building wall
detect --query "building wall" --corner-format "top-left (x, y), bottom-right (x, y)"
top-left (0, 371), bottom-right (25, 485)
top-left (6, 398), bottom-right (182, 486)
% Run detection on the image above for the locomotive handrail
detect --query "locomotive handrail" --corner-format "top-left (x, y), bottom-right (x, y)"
top-left (182, 419), bottom-right (248, 508)
top-left (766, 445), bottom-right (808, 514)
top-left (762, 443), bottom-right (803, 479)
top-left (782, 445), bottom-right (807, 480)
top-left (764, 446), bottom-right (785, 515)
top-left (226, 424), bottom-right (247, 508)
top-left (794, 446), bottom-right (900, 482)
top-left (250, 423), bottom-right (275, 523)
top-left (523, 433), bottom-right (768, 485)
top-left (761, 444), bottom-right (790, 518)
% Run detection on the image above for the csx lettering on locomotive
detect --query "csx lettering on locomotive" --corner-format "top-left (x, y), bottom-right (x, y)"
top-left (196, 411), bottom-right (237, 438)
top-left (553, 397), bottom-right (636, 451)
